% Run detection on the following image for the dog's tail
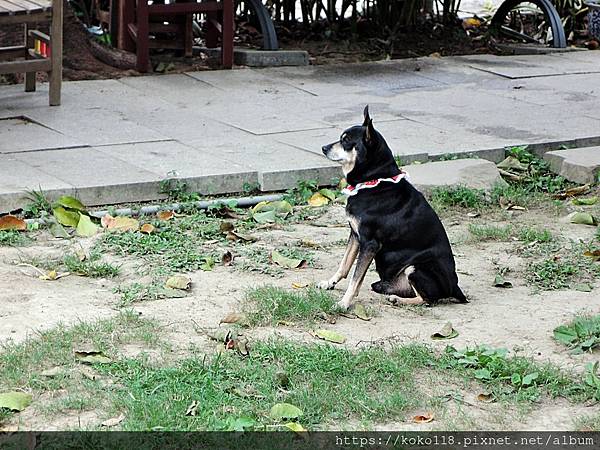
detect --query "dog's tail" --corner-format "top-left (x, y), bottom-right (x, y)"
top-left (452, 285), bottom-right (469, 303)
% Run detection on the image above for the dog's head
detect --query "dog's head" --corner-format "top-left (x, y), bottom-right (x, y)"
top-left (322, 106), bottom-right (399, 185)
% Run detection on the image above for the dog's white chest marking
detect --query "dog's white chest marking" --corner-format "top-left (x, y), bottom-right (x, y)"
top-left (347, 213), bottom-right (360, 236)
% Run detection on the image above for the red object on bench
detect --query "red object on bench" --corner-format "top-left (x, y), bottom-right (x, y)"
top-left (125, 0), bottom-right (234, 72)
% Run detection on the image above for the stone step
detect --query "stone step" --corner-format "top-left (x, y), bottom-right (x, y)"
top-left (543, 146), bottom-right (600, 184)
top-left (403, 158), bottom-right (507, 194)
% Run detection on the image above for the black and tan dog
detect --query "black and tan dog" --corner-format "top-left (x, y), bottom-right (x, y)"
top-left (318, 106), bottom-right (468, 310)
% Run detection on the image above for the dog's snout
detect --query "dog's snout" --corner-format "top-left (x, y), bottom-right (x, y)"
top-left (322, 144), bottom-right (331, 155)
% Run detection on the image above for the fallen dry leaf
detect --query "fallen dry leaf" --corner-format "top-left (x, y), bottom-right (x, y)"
top-left (219, 221), bottom-right (235, 233)
top-left (477, 393), bottom-right (495, 403)
top-left (291, 282), bottom-right (308, 289)
top-left (220, 312), bottom-right (246, 325)
top-left (583, 250), bottom-right (600, 261)
top-left (157, 210), bottom-right (175, 221)
top-left (413, 412), bottom-right (434, 423)
top-left (553, 184), bottom-right (591, 200)
top-left (0, 215), bottom-right (26, 231)
top-left (308, 192), bottom-right (329, 207)
top-left (101, 414), bottom-right (125, 427)
top-left (226, 231), bottom-right (257, 242)
top-left (222, 251), bottom-right (234, 266)
top-left (140, 223), bottom-right (155, 234)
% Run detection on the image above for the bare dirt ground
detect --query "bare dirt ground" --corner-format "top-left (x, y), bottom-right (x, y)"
top-left (1, 199), bottom-right (599, 431)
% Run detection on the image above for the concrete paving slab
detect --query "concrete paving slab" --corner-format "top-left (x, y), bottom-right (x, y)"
top-left (456, 53), bottom-right (600, 79)
top-left (95, 141), bottom-right (258, 195)
top-left (23, 106), bottom-right (170, 147)
top-left (0, 156), bottom-right (75, 213)
top-left (13, 147), bottom-right (164, 206)
top-left (405, 158), bottom-right (507, 194)
top-left (544, 146), bottom-right (600, 184)
top-left (185, 136), bottom-right (340, 191)
top-left (0, 117), bottom-right (85, 153)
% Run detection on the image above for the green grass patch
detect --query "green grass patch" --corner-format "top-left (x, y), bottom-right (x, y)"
top-left (525, 241), bottom-right (600, 291)
top-left (0, 230), bottom-right (31, 247)
top-left (97, 341), bottom-right (430, 430)
top-left (430, 186), bottom-right (485, 209)
top-left (63, 252), bottom-right (120, 278)
top-left (0, 311), bottom-right (161, 426)
top-left (554, 314), bottom-right (600, 354)
top-left (518, 227), bottom-right (553, 244)
top-left (242, 286), bottom-right (339, 326)
top-left (468, 224), bottom-right (513, 241)
top-left (440, 345), bottom-right (594, 402)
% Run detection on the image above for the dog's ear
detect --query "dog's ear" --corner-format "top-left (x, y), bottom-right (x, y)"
top-left (363, 106), bottom-right (375, 143)
top-left (362, 105), bottom-right (370, 127)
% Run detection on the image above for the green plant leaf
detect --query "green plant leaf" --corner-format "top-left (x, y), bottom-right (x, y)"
top-left (0, 391), bottom-right (32, 411)
top-left (49, 221), bottom-right (71, 239)
top-left (165, 275), bottom-right (191, 290)
top-left (226, 417), bottom-right (256, 431)
top-left (252, 210), bottom-right (278, 224)
top-left (570, 212), bottom-right (598, 226)
top-left (76, 214), bottom-right (98, 237)
top-left (318, 188), bottom-right (337, 201)
top-left (270, 403), bottom-right (303, 421)
top-left (54, 195), bottom-right (86, 211)
top-left (270, 250), bottom-right (306, 269)
top-left (74, 350), bottom-right (112, 364)
top-left (572, 197), bottom-right (597, 206)
top-left (431, 322), bottom-right (459, 340)
top-left (474, 368), bottom-right (491, 380)
top-left (313, 329), bottom-right (346, 344)
top-left (53, 206), bottom-right (80, 227)
top-left (553, 325), bottom-right (578, 345)
top-left (574, 283), bottom-right (593, 292)
top-left (353, 304), bottom-right (371, 321)
top-left (522, 372), bottom-right (538, 386)
top-left (493, 274), bottom-right (513, 288)
top-left (284, 422), bottom-right (307, 432)
top-left (510, 373), bottom-right (521, 385)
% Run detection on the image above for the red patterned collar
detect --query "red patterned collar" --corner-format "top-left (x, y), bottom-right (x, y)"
top-left (342, 170), bottom-right (409, 197)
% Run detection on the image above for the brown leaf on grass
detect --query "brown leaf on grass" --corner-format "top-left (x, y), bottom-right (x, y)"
top-left (226, 231), bottom-right (257, 242)
top-left (584, 250), bottom-right (600, 261)
top-left (140, 224), bottom-right (155, 234)
top-left (222, 251), bottom-right (234, 266)
top-left (552, 184), bottom-right (591, 200)
top-left (101, 414), bottom-right (125, 427)
top-left (0, 215), bottom-right (26, 231)
top-left (308, 192), bottom-right (329, 207)
top-left (157, 210), bottom-right (175, 221)
top-left (220, 221), bottom-right (235, 233)
top-left (220, 312), bottom-right (246, 325)
top-left (291, 282), bottom-right (308, 289)
top-left (477, 393), bottom-right (495, 403)
top-left (413, 412), bottom-right (434, 423)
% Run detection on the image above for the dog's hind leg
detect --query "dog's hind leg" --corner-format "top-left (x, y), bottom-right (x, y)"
top-left (318, 233), bottom-right (358, 290)
top-left (383, 266), bottom-right (426, 306)
top-left (337, 239), bottom-right (379, 310)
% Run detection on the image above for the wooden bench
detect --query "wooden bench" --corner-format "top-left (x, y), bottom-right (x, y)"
top-left (0, 0), bottom-right (63, 106)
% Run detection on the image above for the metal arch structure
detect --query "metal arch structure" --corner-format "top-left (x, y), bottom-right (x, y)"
top-left (244, 0), bottom-right (278, 50)
top-left (491, 0), bottom-right (567, 48)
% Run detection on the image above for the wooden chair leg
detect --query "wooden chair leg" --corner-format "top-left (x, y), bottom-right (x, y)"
top-left (205, 11), bottom-right (218, 48)
top-left (136, 0), bottom-right (150, 72)
top-left (184, 13), bottom-right (193, 57)
top-left (24, 24), bottom-right (36, 92)
top-left (49, 0), bottom-right (63, 106)
top-left (221, 0), bottom-right (233, 68)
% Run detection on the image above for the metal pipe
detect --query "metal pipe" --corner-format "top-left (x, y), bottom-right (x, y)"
top-left (25, 193), bottom-right (284, 224)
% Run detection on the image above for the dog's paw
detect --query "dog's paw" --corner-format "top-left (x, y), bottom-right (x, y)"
top-left (336, 298), bottom-right (352, 311)
top-left (317, 279), bottom-right (336, 290)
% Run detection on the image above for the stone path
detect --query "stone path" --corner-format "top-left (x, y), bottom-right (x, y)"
top-left (2, 51), bottom-right (600, 212)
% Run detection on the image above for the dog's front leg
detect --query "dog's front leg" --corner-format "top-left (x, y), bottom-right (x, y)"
top-left (317, 232), bottom-right (358, 290)
top-left (337, 240), bottom-right (379, 310)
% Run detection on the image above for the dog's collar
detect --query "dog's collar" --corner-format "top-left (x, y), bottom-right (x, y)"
top-left (342, 171), bottom-right (409, 197)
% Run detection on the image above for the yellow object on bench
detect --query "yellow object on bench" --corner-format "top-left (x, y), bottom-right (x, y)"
top-left (0, 0), bottom-right (63, 106)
